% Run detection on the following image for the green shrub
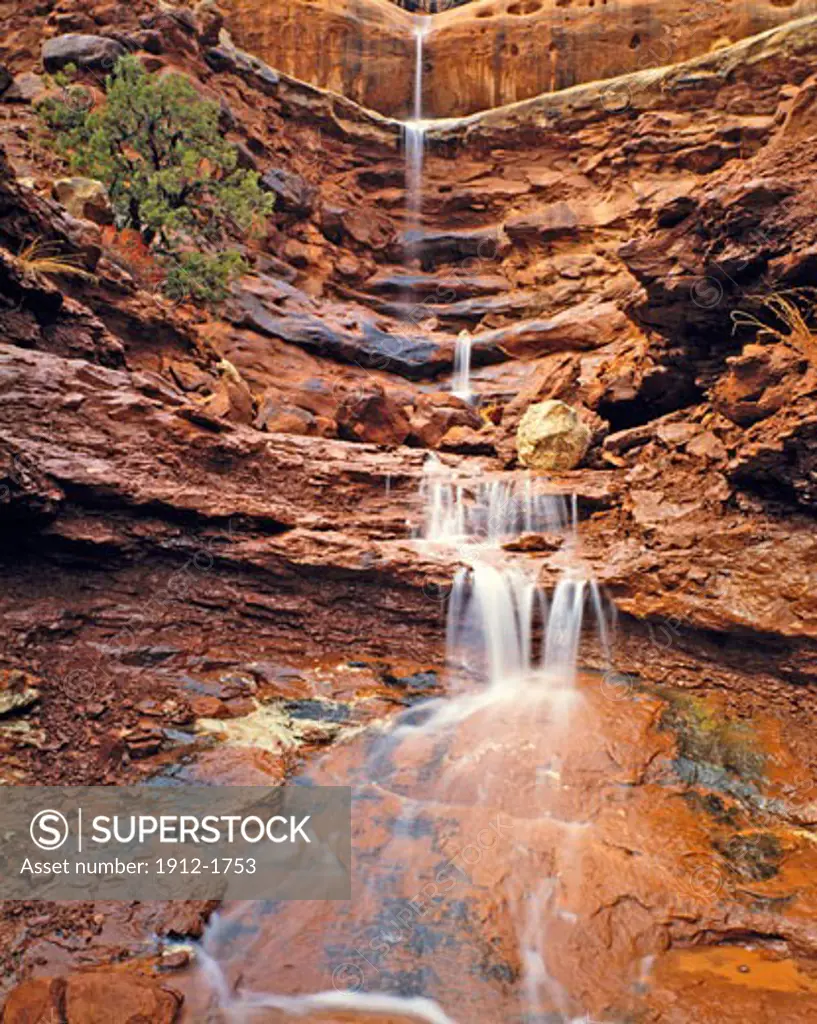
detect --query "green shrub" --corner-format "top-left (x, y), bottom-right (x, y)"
top-left (164, 251), bottom-right (248, 305)
top-left (37, 64), bottom-right (92, 134)
top-left (37, 54), bottom-right (273, 301)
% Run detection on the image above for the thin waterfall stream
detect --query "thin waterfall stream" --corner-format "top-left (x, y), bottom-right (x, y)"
top-left (451, 331), bottom-right (473, 403)
top-left (404, 17), bottom-right (475, 403)
top-left (404, 15), bottom-right (431, 260)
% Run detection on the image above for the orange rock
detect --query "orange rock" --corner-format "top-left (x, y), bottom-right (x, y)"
top-left (63, 974), bottom-right (182, 1024)
top-left (190, 695), bottom-right (229, 719)
top-left (184, 746), bottom-right (287, 785)
top-left (408, 391), bottom-right (481, 448)
top-left (336, 381), bottom-right (411, 445)
top-left (2, 977), bottom-right (63, 1023)
top-left (3, 973), bottom-right (182, 1024)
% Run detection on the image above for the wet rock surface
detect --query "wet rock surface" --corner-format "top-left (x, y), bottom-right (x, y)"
top-left (177, 674), bottom-right (817, 1022)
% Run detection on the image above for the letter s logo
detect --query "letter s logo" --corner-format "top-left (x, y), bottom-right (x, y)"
top-left (30, 810), bottom-right (69, 850)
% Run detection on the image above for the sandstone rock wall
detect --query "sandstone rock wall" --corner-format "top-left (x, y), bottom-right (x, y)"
top-left (221, 0), bottom-right (415, 115)
top-left (222, 0), bottom-right (817, 116)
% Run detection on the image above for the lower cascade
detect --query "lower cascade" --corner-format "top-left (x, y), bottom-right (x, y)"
top-left (193, 463), bottom-right (616, 1022)
top-left (445, 564), bottom-right (610, 693)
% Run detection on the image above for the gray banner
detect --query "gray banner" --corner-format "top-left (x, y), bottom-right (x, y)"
top-left (0, 786), bottom-right (351, 900)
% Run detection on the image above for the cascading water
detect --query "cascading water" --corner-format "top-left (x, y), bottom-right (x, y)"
top-left (445, 565), bottom-right (609, 693)
top-left (419, 453), bottom-right (574, 544)
top-left (451, 330), bottom-right (473, 403)
top-left (191, 14), bottom-right (617, 1022)
top-left (193, 445), bottom-right (614, 1022)
top-left (404, 15), bottom-right (431, 255)
top-left (197, 931), bottom-right (458, 1024)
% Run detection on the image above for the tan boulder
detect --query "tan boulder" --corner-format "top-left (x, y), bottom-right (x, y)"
top-left (516, 400), bottom-right (591, 470)
top-left (52, 177), bottom-right (114, 225)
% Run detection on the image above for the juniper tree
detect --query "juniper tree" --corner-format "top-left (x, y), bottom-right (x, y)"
top-left (38, 55), bottom-right (274, 300)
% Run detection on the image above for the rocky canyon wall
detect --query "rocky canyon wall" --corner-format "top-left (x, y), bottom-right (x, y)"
top-left (222, 0), bottom-right (817, 116)
top-left (220, 0), bottom-right (415, 116)
top-left (3, 0), bottom-right (817, 1017)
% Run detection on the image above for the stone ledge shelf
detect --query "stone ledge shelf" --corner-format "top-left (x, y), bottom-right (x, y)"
top-left (221, 0), bottom-right (817, 117)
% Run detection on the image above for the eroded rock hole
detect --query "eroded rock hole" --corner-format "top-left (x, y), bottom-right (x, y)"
top-left (507, 0), bottom-right (541, 14)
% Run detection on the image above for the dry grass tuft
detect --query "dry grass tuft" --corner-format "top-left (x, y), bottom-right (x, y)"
top-left (12, 238), bottom-right (96, 283)
top-left (731, 291), bottom-right (817, 364)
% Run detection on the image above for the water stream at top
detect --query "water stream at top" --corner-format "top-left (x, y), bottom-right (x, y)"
top-left (404, 18), bottom-right (475, 403)
top-left (404, 15), bottom-right (431, 249)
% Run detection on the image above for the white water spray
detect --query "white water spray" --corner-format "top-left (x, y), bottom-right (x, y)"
top-left (445, 563), bottom-right (610, 693)
top-left (419, 454), bottom-right (572, 544)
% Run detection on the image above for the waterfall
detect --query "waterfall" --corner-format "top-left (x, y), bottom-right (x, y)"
top-left (445, 562), bottom-right (544, 689)
top-left (420, 454), bottom-right (610, 692)
top-left (419, 454), bottom-right (571, 544)
top-left (404, 16), bottom-right (431, 258)
top-left (445, 564), bottom-right (609, 693)
top-left (192, 13), bottom-right (617, 1020)
top-left (194, 475), bottom-right (614, 1022)
top-left (451, 330), bottom-right (473, 402)
top-left (404, 123), bottom-right (425, 234)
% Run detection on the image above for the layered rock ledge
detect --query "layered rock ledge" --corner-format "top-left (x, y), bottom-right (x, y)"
top-left (222, 0), bottom-right (817, 116)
